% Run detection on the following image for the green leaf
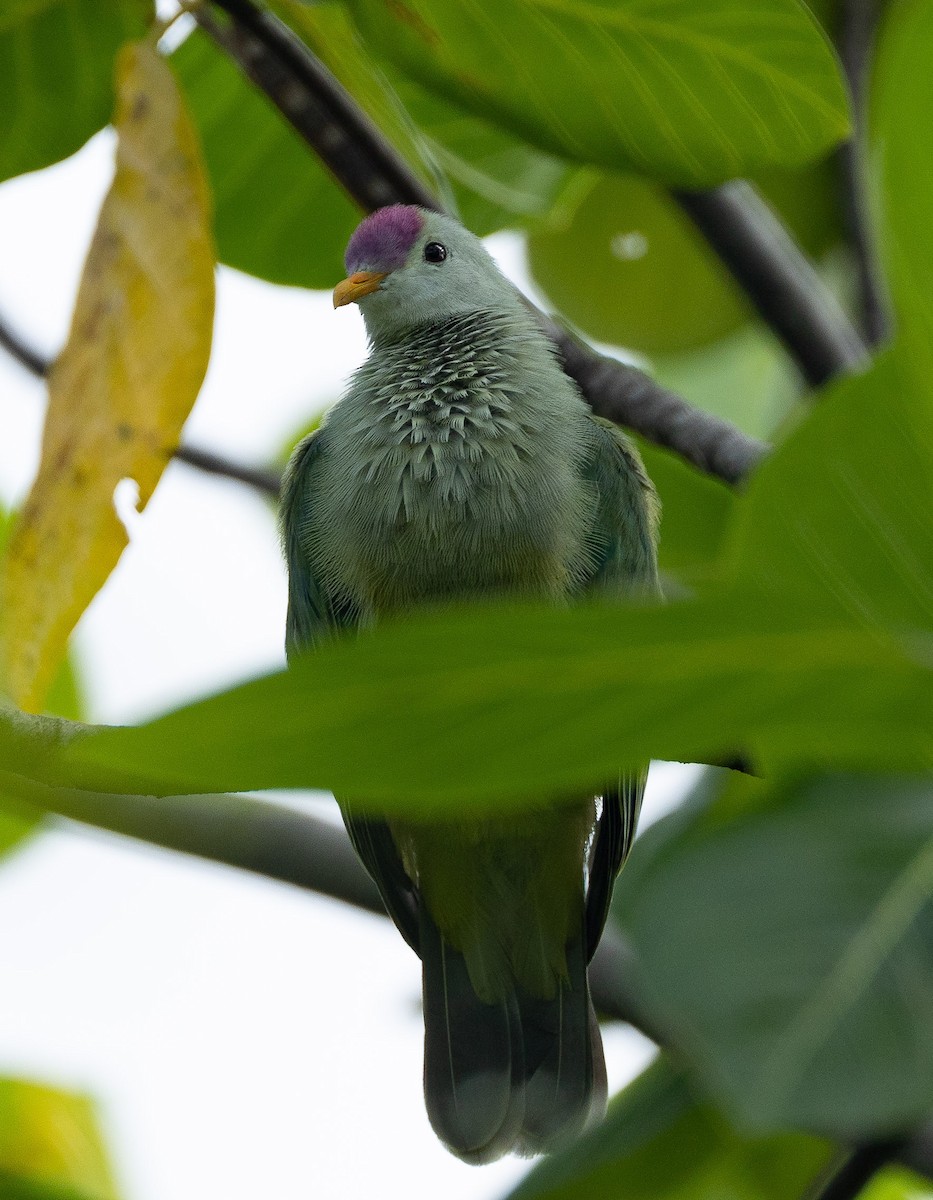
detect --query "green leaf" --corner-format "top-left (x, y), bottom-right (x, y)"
top-left (509, 1056), bottom-right (830, 1200)
top-left (0, 1079), bottom-right (120, 1199)
top-left (529, 174), bottom-right (750, 354)
top-left (171, 28), bottom-right (359, 289)
top-left (53, 591), bottom-right (932, 809)
top-left (614, 772), bottom-right (933, 1134)
top-left (651, 323), bottom-right (801, 439)
top-left (637, 442), bottom-right (734, 584)
top-left (0, 0), bottom-right (151, 183)
top-left (275, 0), bottom-right (574, 238)
top-left (344, 0), bottom-right (851, 186)
top-left (871, 0), bottom-right (933, 390)
top-left (398, 78), bottom-right (574, 236)
top-left (863, 1169), bottom-right (933, 1200)
top-left (728, 351), bottom-right (933, 630)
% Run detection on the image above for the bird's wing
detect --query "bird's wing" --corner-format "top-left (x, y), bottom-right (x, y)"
top-left (578, 415), bottom-right (660, 958)
top-left (281, 429), bottom-right (420, 951)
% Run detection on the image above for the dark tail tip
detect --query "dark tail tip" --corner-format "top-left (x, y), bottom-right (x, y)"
top-left (421, 914), bottom-right (524, 1164)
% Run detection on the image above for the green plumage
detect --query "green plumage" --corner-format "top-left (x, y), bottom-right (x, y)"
top-left (282, 208), bottom-right (659, 1162)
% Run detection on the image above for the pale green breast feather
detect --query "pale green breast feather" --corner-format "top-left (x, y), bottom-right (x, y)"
top-left (296, 308), bottom-right (605, 617)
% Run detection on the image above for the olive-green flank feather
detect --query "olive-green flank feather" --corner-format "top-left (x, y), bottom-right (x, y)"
top-left (282, 206), bottom-right (659, 1163)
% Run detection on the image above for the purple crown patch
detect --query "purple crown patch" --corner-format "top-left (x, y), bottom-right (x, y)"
top-left (345, 205), bottom-right (424, 274)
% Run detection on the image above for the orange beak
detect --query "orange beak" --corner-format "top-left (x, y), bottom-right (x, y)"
top-left (333, 270), bottom-right (388, 308)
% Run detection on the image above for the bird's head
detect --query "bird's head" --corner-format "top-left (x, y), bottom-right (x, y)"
top-left (334, 206), bottom-right (521, 341)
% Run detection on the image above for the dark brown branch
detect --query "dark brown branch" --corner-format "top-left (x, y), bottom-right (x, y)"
top-left (197, 2), bottom-right (438, 214)
top-left (203, 0), bottom-right (770, 486)
top-left (673, 183), bottom-right (868, 388)
top-left (803, 1139), bottom-right (908, 1200)
top-left (838, 0), bottom-right (890, 347)
top-left (0, 311), bottom-right (283, 500)
top-left (556, 332), bottom-right (768, 484)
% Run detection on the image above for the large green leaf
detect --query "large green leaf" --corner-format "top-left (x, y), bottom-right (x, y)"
top-left (278, 0), bottom-right (574, 238)
top-left (0, 1079), bottom-right (119, 1199)
top-left (172, 29), bottom-right (359, 288)
top-left (397, 77), bottom-right (574, 236)
top-left (529, 173), bottom-right (751, 353)
top-left (52, 591), bottom-right (932, 807)
top-left (0, 0), bottom-right (151, 183)
top-left (614, 772), bottom-right (933, 1134)
top-left (344, 0), bottom-right (851, 186)
top-left (871, 0), bottom-right (933, 389)
top-left (728, 351), bottom-right (933, 630)
top-left (509, 1056), bottom-right (830, 1200)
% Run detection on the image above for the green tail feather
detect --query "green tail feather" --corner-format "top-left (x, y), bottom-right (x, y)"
top-left (421, 908), bottom-right (524, 1164)
top-left (421, 908), bottom-right (604, 1163)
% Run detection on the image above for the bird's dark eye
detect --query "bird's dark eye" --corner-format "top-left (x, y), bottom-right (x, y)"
top-left (424, 242), bottom-right (447, 263)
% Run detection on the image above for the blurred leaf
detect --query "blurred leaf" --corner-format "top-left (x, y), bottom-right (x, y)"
top-left (863, 1169), bottom-right (933, 1200)
top-left (614, 772), bottom-right (933, 1134)
top-left (0, 0), bottom-right (152, 183)
top-left (871, 0), bottom-right (933, 390)
top-left (0, 794), bottom-right (38, 863)
top-left (43, 656), bottom-right (86, 725)
top-left (509, 1056), bottom-right (830, 1199)
top-left (172, 28), bottom-right (358, 289)
top-left (529, 174), bottom-right (750, 354)
top-left (54, 590), bottom-right (932, 808)
top-left (651, 323), bottom-right (800, 439)
top-left (0, 1079), bottom-right (119, 1199)
top-left (2, 508), bottom-right (88, 725)
top-left (728, 351), bottom-right (933, 630)
top-left (637, 442), bottom-right (734, 584)
top-left (755, 155), bottom-right (841, 261)
top-left (529, 158), bottom-right (841, 357)
top-left (345, 0), bottom-right (850, 186)
top-left (1, 40), bottom-right (215, 712)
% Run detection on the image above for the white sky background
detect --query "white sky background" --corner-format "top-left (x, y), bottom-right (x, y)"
top-left (0, 129), bottom-right (698, 1200)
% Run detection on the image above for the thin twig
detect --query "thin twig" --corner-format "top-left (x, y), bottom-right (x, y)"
top-left (838, 0), bottom-right (890, 346)
top-left (673, 183), bottom-right (868, 387)
top-left (0, 312), bottom-right (51, 378)
top-left (173, 444), bottom-right (281, 496)
top-left (203, 0), bottom-right (770, 486)
top-left (0, 311), bottom-right (283, 499)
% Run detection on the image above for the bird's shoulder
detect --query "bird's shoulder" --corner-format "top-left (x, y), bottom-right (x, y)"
top-left (578, 415), bottom-right (661, 594)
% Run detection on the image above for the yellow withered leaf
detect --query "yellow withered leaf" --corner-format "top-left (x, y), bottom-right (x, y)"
top-left (2, 40), bottom-right (215, 712)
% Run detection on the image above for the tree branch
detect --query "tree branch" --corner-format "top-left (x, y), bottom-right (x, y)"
top-left (673, 184), bottom-right (869, 387)
top-left (803, 1139), bottom-right (908, 1200)
top-left (838, 0), bottom-right (890, 347)
top-left (202, 0), bottom-right (770, 486)
top-left (0, 764), bottom-right (649, 1033)
top-left (173, 444), bottom-right (281, 497)
top-left (0, 311), bottom-right (282, 500)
